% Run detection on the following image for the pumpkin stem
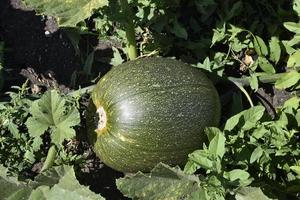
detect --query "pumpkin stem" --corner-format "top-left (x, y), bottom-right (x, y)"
top-left (120, 0), bottom-right (138, 60)
top-left (96, 106), bottom-right (107, 131)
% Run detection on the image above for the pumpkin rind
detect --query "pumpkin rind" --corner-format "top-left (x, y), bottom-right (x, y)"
top-left (87, 57), bottom-right (220, 172)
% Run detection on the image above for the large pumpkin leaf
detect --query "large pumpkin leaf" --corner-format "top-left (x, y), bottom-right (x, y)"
top-left (26, 90), bottom-right (80, 146)
top-left (0, 165), bottom-right (104, 200)
top-left (235, 187), bottom-right (274, 200)
top-left (116, 163), bottom-right (207, 200)
top-left (22, 0), bottom-right (108, 27)
top-left (0, 165), bottom-right (32, 199)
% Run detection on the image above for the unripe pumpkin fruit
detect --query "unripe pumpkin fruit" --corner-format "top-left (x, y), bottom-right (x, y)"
top-left (87, 57), bottom-right (220, 172)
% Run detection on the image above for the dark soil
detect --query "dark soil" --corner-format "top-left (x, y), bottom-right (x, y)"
top-left (0, 0), bottom-right (126, 199)
top-left (0, 0), bottom-right (80, 90)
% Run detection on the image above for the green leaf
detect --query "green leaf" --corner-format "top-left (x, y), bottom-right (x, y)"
top-left (247, 74), bottom-right (259, 91)
top-left (282, 96), bottom-right (300, 109)
top-left (83, 51), bottom-right (95, 75)
top-left (269, 37), bottom-right (281, 64)
top-left (283, 22), bottom-right (300, 34)
top-left (32, 137), bottom-right (43, 151)
top-left (226, 1), bottom-right (242, 21)
top-left (290, 166), bottom-right (300, 176)
top-left (205, 127), bottom-right (222, 142)
top-left (211, 23), bottom-right (226, 46)
top-left (208, 132), bottom-right (226, 159)
top-left (0, 165), bottom-right (32, 199)
top-left (23, 0), bottom-right (108, 27)
top-left (116, 163), bottom-right (203, 200)
top-left (253, 36), bottom-right (268, 57)
top-left (39, 166), bottom-right (105, 200)
top-left (235, 187), bottom-right (273, 200)
top-left (286, 34), bottom-right (300, 47)
top-left (223, 169), bottom-right (251, 184)
top-left (257, 57), bottom-right (275, 74)
top-left (224, 106), bottom-right (265, 131)
top-left (170, 19), bottom-right (188, 39)
top-left (110, 47), bottom-right (124, 66)
top-left (294, 0), bottom-right (300, 16)
top-left (252, 126), bottom-right (268, 140)
top-left (250, 146), bottom-right (263, 164)
top-left (275, 70), bottom-right (300, 89)
top-left (184, 160), bottom-right (200, 175)
top-left (282, 40), bottom-right (297, 54)
top-left (0, 165), bottom-right (104, 200)
top-left (228, 24), bottom-right (244, 41)
top-left (296, 110), bottom-right (300, 127)
top-left (287, 51), bottom-right (300, 68)
top-left (188, 150), bottom-right (214, 170)
top-left (26, 90), bottom-right (80, 146)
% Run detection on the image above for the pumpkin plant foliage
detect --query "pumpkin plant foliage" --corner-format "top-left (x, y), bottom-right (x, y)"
top-left (0, 165), bottom-right (104, 200)
top-left (2, 0), bottom-right (300, 199)
top-left (22, 0), bottom-right (108, 27)
top-left (26, 90), bottom-right (80, 148)
top-left (117, 97), bottom-right (300, 199)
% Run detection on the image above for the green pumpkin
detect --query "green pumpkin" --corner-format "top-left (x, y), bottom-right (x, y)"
top-left (87, 57), bottom-right (220, 172)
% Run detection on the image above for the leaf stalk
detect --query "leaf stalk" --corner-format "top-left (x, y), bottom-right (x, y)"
top-left (41, 145), bottom-right (57, 172)
top-left (120, 0), bottom-right (137, 60)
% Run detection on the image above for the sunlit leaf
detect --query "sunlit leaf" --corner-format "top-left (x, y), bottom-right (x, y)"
top-left (208, 132), bottom-right (226, 159)
top-left (284, 22), bottom-right (300, 34)
top-left (23, 0), bottom-right (108, 27)
top-left (257, 57), bottom-right (275, 74)
top-left (275, 70), bottom-right (300, 89)
top-left (26, 90), bottom-right (80, 146)
top-left (110, 47), bottom-right (124, 66)
top-left (250, 146), bottom-right (263, 163)
top-left (293, 0), bottom-right (300, 16)
top-left (287, 51), bottom-right (300, 68)
top-left (224, 106), bottom-right (265, 131)
top-left (223, 169), bottom-right (251, 183)
top-left (211, 23), bottom-right (226, 46)
top-left (117, 163), bottom-right (204, 200)
top-left (247, 74), bottom-right (258, 91)
top-left (253, 36), bottom-right (268, 56)
top-left (0, 165), bottom-right (104, 200)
